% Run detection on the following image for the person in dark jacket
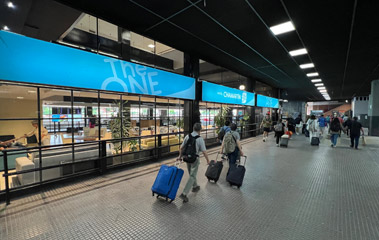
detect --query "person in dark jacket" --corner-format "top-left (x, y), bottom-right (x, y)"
top-left (350, 117), bottom-right (364, 149)
top-left (343, 117), bottom-right (352, 136)
top-left (274, 119), bottom-right (286, 147)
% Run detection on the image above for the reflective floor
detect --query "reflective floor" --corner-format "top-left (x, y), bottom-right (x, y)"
top-left (1, 133), bottom-right (379, 240)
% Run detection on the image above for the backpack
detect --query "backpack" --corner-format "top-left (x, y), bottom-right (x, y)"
top-left (274, 123), bottom-right (283, 132)
top-left (330, 121), bottom-right (340, 132)
top-left (218, 127), bottom-right (226, 141)
top-left (223, 132), bottom-right (237, 154)
top-left (183, 134), bottom-right (200, 163)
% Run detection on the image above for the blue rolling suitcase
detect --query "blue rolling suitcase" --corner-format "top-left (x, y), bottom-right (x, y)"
top-left (152, 163), bottom-right (184, 202)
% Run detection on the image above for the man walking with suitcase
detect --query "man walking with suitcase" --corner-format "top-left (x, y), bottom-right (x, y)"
top-left (177, 123), bottom-right (210, 203)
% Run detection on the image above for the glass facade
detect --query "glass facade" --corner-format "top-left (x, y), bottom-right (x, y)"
top-left (0, 82), bottom-right (188, 192)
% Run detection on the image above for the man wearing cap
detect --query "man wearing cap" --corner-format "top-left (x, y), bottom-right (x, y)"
top-left (24, 120), bottom-right (49, 145)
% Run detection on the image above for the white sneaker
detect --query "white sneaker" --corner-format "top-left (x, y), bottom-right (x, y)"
top-left (276, 144), bottom-right (279, 147)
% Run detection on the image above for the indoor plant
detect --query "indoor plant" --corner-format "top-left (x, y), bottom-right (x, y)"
top-left (108, 100), bottom-right (131, 154)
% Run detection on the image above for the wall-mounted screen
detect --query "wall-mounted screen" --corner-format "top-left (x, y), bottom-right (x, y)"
top-left (202, 81), bottom-right (255, 106)
top-left (256, 95), bottom-right (279, 108)
top-left (0, 30), bottom-right (195, 100)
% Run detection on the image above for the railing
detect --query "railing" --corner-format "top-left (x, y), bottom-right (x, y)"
top-left (0, 131), bottom-right (187, 205)
top-left (1, 123), bottom-right (269, 205)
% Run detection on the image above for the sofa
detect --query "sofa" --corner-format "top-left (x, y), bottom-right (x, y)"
top-left (15, 143), bottom-right (113, 186)
top-left (0, 150), bottom-right (27, 171)
top-left (140, 135), bottom-right (180, 152)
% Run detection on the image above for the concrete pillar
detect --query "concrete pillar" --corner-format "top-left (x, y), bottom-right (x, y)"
top-left (183, 53), bottom-right (200, 132)
top-left (369, 80), bottom-right (379, 136)
top-left (245, 78), bottom-right (256, 137)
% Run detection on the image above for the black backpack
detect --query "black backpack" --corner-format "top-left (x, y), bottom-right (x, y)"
top-left (331, 121), bottom-right (340, 132)
top-left (218, 127), bottom-right (225, 141)
top-left (183, 134), bottom-right (200, 163)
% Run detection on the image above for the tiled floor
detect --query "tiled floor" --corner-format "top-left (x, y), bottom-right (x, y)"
top-left (1, 133), bottom-right (379, 239)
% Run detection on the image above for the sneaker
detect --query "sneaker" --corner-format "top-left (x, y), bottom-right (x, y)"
top-left (276, 144), bottom-right (279, 147)
top-left (331, 144), bottom-right (334, 147)
top-left (263, 139), bottom-right (266, 142)
top-left (179, 194), bottom-right (188, 202)
top-left (192, 186), bottom-right (200, 192)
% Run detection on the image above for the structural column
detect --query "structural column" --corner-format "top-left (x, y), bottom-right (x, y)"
top-left (245, 78), bottom-right (256, 137)
top-left (183, 53), bottom-right (200, 132)
top-left (369, 79), bottom-right (379, 136)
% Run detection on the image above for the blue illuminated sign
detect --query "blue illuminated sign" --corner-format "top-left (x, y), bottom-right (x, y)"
top-left (202, 81), bottom-right (255, 106)
top-left (0, 31), bottom-right (195, 99)
top-left (257, 95), bottom-right (279, 108)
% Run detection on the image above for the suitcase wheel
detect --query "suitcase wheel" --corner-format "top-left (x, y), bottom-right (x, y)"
top-left (152, 192), bottom-right (154, 197)
top-left (165, 197), bottom-right (168, 201)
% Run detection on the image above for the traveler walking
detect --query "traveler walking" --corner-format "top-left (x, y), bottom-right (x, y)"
top-left (260, 115), bottom-right (272, 142)
top-left (329, 118), bottom-right (345, 147)
top-left (220, 123), bottom-right (244, 166)
top-left (274, 119), bottom-right (286, 147)
top-left (343, 117), bottom-right (352, 137)
top-left (295, 115), bottom-right (303, 135)
top-left (325, 115), bottom-right (331, 127)
top-left (218, 120), bottom-right (231, 144)
top-left (177, 123), bottom-right (210, 203)
top-left (350, 117), bottom-right (364, 149)
top-left (318, 115), bottom-right (327, 136)
top-left (306, 115), bottom-right (319, 143)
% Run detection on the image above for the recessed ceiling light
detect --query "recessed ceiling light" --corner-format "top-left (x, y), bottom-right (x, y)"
top-left (16, 96), bottom-right (24, 99)
top-left (317, 87), bottom-right (326, 90)
top-left (319, 90), bottom-right (327, 93)
top-left (311, 79), bottom-right (322, 83)
top-left (283, 99), bottom-right (288, 102)
top-left (239, 85), bottom-right (245, 90)
top-left (315, 83), bottom-right (324, 86)
top-left (148, 44), bottom-right (155, 48)
top-left (269, 21), bottom-right (295, 35)
top-left (7, 2), bottom-right (15, 8)
top-left (28, 90), bottom-right (37, 93)
top-left (3, 26), bottom-right (9, 31)
top-left (300, 63), bottom-right (314, 69)
top-left (307, 72), bottom-right (319, 77)
top-left (289, 48), bottom-right (307, 56)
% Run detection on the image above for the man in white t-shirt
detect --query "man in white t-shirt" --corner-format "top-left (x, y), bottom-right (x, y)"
top-left (177, 123), bottom-right (210, 203)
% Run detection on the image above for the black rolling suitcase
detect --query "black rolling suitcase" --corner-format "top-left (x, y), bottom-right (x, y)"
top-left (226, 156), bottom-right (247, 188)
top-left (205, 153), bottom-right (224, 183)
top-left (311, 137), bottom-right (320, 146)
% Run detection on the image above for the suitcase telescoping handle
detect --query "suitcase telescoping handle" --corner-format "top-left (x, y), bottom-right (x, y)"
top-left (216, 152), bottom-right (227, 162)
top-left (174, 160), bottom-right (182, 168)
top-left (239, 156), bottom-right (247, 166)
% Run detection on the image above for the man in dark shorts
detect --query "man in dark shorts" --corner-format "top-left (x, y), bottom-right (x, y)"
top-left (350, 117), bottom-right (364, 149)
top-left (260, 115), bottom-right (272, 142)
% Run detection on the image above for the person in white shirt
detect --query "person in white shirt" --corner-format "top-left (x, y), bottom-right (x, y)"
top-left (306, 115), bottom-right (319, 143)
top-left (24, 120), bottom-right (49, 145)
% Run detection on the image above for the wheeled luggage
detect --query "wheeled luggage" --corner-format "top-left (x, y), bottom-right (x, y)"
top-left (280, 134), bottom-right (289, 147)
top-left (151, 163), bottom-right (184, 202)
top-left (311, 137), bottom-right (320, 146)
top-left (226, 156), bottom-right (247, 188)
top-left (205, 153), bottom-right (224, 182)
top-left (304, 129), bottom-right (310, 137)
